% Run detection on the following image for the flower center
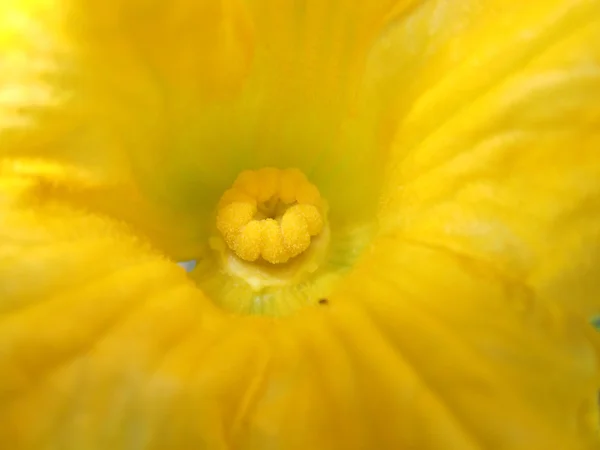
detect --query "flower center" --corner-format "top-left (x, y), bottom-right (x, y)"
top-left (216, 168), bottom-right (325, 264)
top-left (193, 167), bottom-right (371, 316)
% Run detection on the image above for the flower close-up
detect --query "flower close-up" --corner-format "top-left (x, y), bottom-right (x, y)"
top-left (1, 0), bottom-right (600, 449)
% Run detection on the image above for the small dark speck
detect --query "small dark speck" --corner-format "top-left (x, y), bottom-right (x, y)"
top-left (318, 298), bottom-right (329, 305)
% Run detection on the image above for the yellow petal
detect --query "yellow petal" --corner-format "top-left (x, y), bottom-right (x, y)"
top-left (1, 164), bottom-right (598, 448)
top-left (125, 0), bottom-right (416, 225)
top-left (0, 0), bottom-right (254, 212)
top-left (0, 165), bottom-right (276, 449)
top-left (378, 0), bottom-right (600, 317)
top-left (0, 158), bottom-right (207, 260)
top-left (325, 237), bottom-right (599, 449)
top-left (0, 0), bottom-right (130, 179)
top-left (233, 236), bottom-right (600, 448)
top-left (0, 0), bottom-right (417, 229)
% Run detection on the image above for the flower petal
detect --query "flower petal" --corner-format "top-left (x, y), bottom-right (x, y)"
top-left (329, 237), bottom-right (599, 448)
top-left (0, 165), bottom-right (280, 449)
top-left (377, 0), bottom-right (600, 317)
top-left (237, 235), bottom-right (600, 449)
top-left (1, 0), bottom-right (419, 227)
top-left (0, 0), bottom-right (254, 214)
top-left (0, 158), bottom-right (209, 260)
top-left (0, 0), bottom-right (129, 179)
top-left (2, 171), bottom-right (597, 448)
top-left (118, 0), bottom-right (418, 224)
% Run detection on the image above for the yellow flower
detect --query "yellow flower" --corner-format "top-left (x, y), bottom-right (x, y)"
top-left (1, 0), bottom-right (600, 448)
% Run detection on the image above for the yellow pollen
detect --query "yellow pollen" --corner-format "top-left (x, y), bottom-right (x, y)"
top-left (216, 168), bottom-right (325, 264)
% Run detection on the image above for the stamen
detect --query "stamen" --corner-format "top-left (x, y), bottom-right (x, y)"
top-left (216, 168), bottom-right (325, 264)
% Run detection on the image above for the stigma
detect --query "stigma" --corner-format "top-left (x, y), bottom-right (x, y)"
top-left (216, 168), bottom-right (325, 264)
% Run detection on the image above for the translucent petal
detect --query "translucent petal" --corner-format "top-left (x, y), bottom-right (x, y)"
top-left (377, 0), bottom-right (600, 317)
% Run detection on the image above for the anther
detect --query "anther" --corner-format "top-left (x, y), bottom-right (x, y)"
top-left (216, 168), bottom-right (325, 264)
